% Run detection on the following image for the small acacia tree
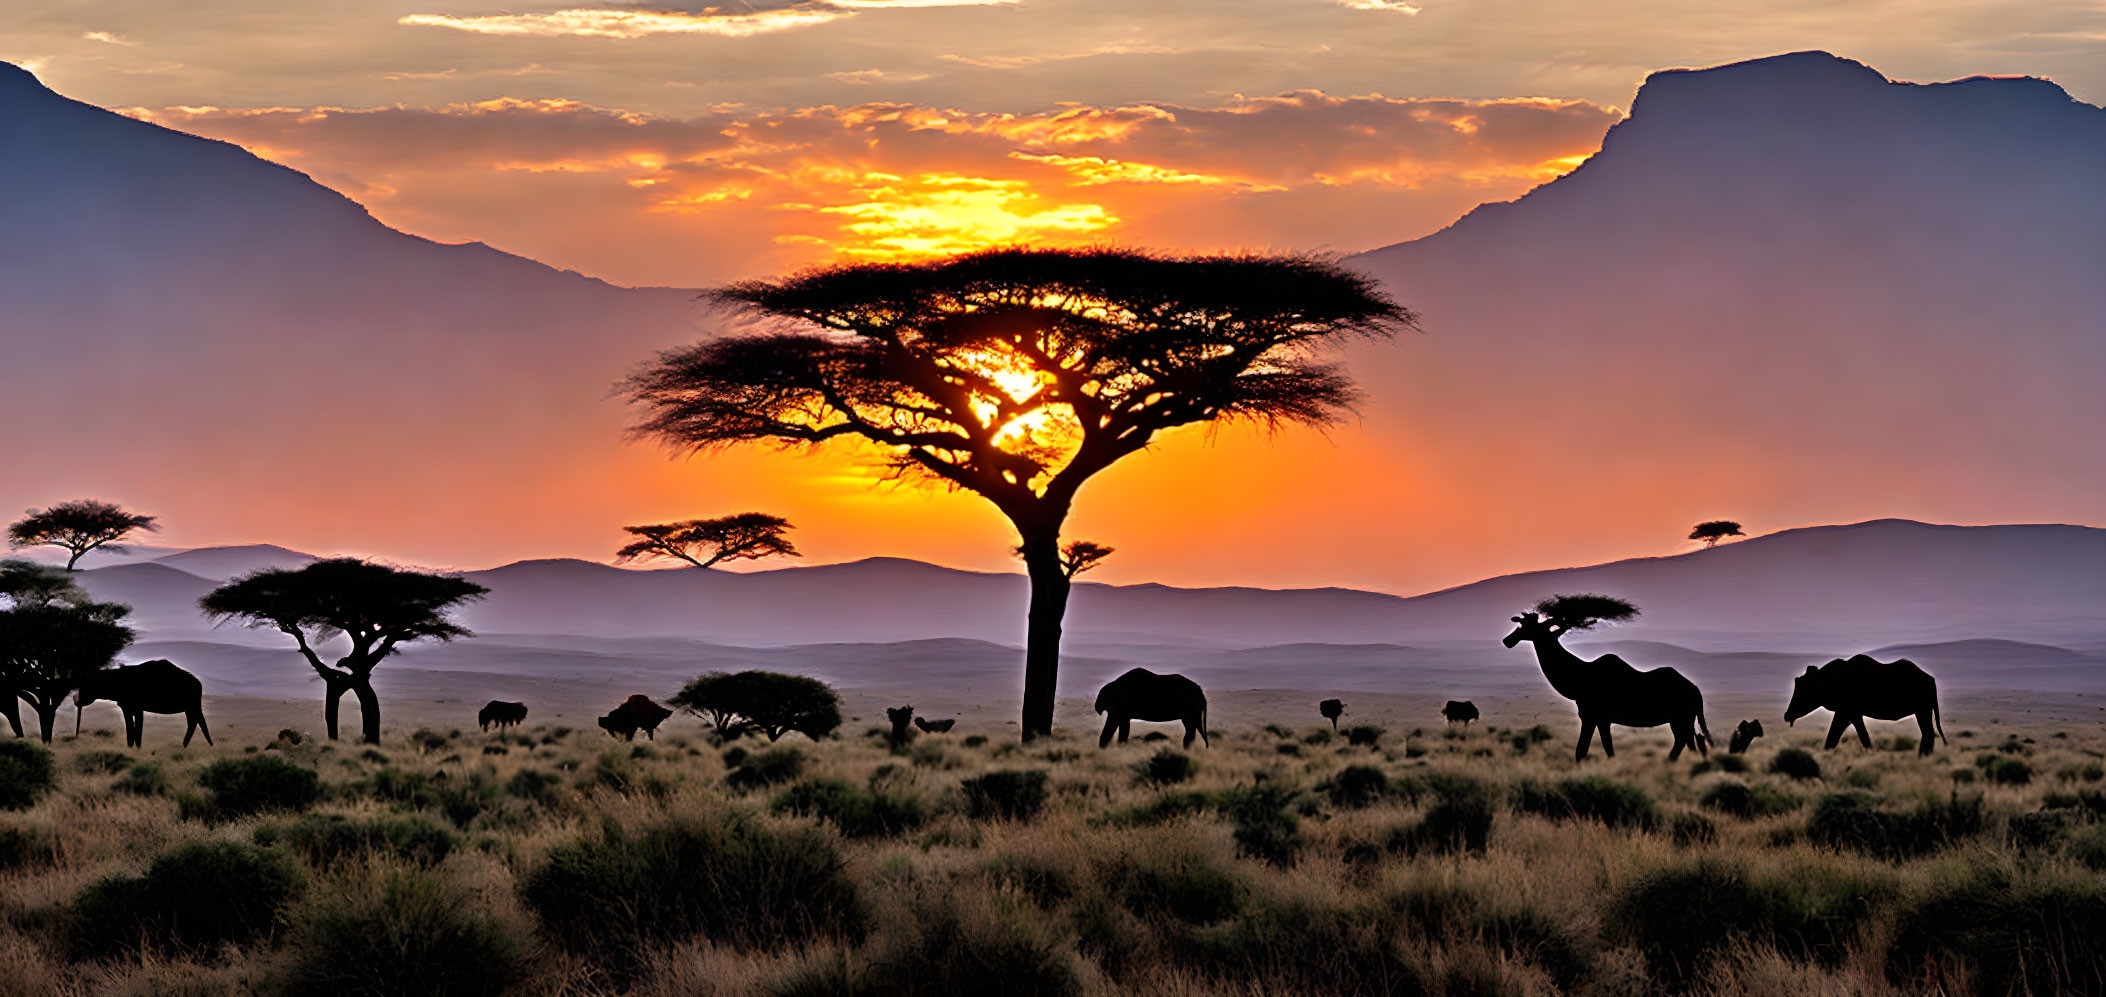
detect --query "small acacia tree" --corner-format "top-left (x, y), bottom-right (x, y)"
top-left (0, 560), bottom-right (135, 741)
top-left (7, 500), bottom-right (159, 571)
top-left (1689, 521), bottom-right (1744, 547)
top-left (625, 247), bottom-right (1414, 739)
top-left (1533, 593), bottom-right (1641, 636)
top-left (199, 559), bottom-right (488, 744)
top-left (615, 512), bottom-right (800, 569)
top-left (669, 670), bottom-right (843, 741)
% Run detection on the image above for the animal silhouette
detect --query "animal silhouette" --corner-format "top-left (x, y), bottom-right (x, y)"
top-left (913, 716), bottom-right (956, 733)
top-left (1442, 700), bottom-right (1480, 726)
top-left (1319, 699), bottom-right (1345, 729)
top-left (73, 659), bottom-right (212, 748)
top-left (1729, 719), bottom-right (1764, 754)
top-left (1785, 655), bottom-right (1945, 756)
top-left (1504, 612), bottom-right (1711, 761)
top-left (597, 694), bottom-right (673, 741)
top-left (478, 700), bottom-right (528, 731)
top-left (1094, 668), bottom-right (1209, 749)
top-left (886, 705), bottom-right (915, 743)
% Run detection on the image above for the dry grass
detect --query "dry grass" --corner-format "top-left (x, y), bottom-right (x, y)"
top-left (1, 715), bottom-right (2102, 995)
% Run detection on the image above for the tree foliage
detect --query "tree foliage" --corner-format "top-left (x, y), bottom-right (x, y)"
top-left (6, 499), bottom-right (159, 570)
top-left (614, 512), bottom-right (800, 569)
top-left (1532, 593), bottom-right (1641, 631)
top-left (0, 560), bottom-right (135, 741)
top-left (1689, 521), bottom-right (1745, 547)
top-left (669, 670), bottom-right (843, 741)
top-left (1014, 539), bottom-right (1114, 580)
top-left (199, 559), bottom-right (487, 743)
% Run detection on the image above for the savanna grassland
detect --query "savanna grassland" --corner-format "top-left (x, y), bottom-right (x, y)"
top-left (2, 714), bottom-right (2104, 997)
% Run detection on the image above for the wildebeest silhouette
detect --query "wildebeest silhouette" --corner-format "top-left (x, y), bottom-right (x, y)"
top-left (1504, 612), bottom-right (1712, 761)
top-left (886, 705), bottom-right (915, 743)
top-left (913, 716), bottom-right (956, 733)
top-left (479, 700), bottom-right (528, 731)
top-left (1094, 668), bottom-right (1208, 749)
top-left (1319, 699), bottom-right (1345, 729)
top-left (1785, 655), bottom-right (1945, 756)
top-left (598, 694), bottom-right (673, 741)
top-left (1442, 700), bottom-right (1480, 726)
top-left (74, 659), bottom-right (212, 747)
top-left (1729, 719), bottom-right (1764, 754)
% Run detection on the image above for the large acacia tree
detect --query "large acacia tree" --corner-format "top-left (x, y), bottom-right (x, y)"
top-left (615, 512), bottom-right (800, 569)
top-left (624, 247), bottom-right (1415, 739)
top-left (7, 500), bottom-right (159, 570)
top-left (200, 559), bottom-right (488, 744)
top-left (0, 560), bottom-right (134, 741)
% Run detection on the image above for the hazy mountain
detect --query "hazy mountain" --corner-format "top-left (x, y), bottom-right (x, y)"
top-left (1351, 52), bottom-right (2106, 547)
top-left (148, 544), bottom-right (318, 581)
top-left (0, 61), bottom-right (697, 531)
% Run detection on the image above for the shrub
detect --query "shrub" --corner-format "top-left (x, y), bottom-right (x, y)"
top-left (1344, 725), bottom-right (1384, 747)
top-left (70, 840), bottom-right (302, 956)
top-left (1886, 865), bottom-right (2106, 995)
top-left (962, 770), bottom-right (1049, 823)
top-left (519, 812), bottom-right (863, 957)
top-left (0, 822), bottom-right (58, 870)
top-left (409, 728), bottom-right (450, 754)
top-left (1607, 859), bottom-right (1880, 989)
top-left (1222, 782), bottom-right (1301, 866)
top-left (1984, 756), bottom-right (2032, 786)
top-left (1768, 748), bottom-right (1821, 781)
top-left (1805, 791), bottom-right (1985, 859)
top-left (73, 750), bottom-right (132, 775)
top-left (196, 755), bottom-right (322, 818)
top-left (279, 866), bottom-right (522, 997)
top-left (1111, 845), bottom-right (1245, 925)
top-left (773, 779), bottom-right (927, 838)
top-left (1700, 780), bottom-right (1797, 819)
top-left (1396, 774), bottom-right (1497, 855)
top-left (0, 740), bottom-right (57, 810)
top-left (1323, 764), bottom-right (1390, 808)
top-left (2068, 825), bottom-right (2106, 872)
top-left (773, 900), bottom-right (1083, 997)
top-left (359, 767), bottom-right (492, 827)
top-left (728, 747), bottom-right (808, 791)
top-left (1514, 777), bottom-right (1658, 830)
top-left (504, 767), bottom-right (566, 808)
top-left (258, 813), bottom-right (458, 868)
top-left (1669, 812), bottom-right (1717, 846)
top-left (1137, 749), bottom-right (1197, 786)
top-left (672, 670), bottom-right (844, 741)
top-left (112, 761), bottom-right (168, 796)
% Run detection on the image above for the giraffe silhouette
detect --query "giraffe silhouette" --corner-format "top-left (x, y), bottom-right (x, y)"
top-left (1503, 611), bottom-right (1711, 761)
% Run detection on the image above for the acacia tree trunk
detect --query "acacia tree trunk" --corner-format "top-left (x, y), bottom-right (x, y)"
top-left (351, 676), bottom-right (382, 745)
top-left (1018, 533), bottom-right (1071, 742)
top-left (32, 703), bottom-right (59, 743)
top-left (322, 676), bottom-right (349, 740)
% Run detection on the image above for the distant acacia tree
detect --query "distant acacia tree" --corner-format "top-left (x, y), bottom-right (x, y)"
top-left (615, 512), bottom-right (800, 569)
top-left (7, 500), bottom-right (159, 570)
top-left (0, 560), bottom-right (134, 741)
top-left (624, 247), bottom-right (1414, 740)
top-left (199, 559), bottom-right (487, 744)
top-left (1015, 539), bottom-right (1114, 580)
top-left (669, 670), bottom-right (842, 741)
top-left (1688, 521), bottom-right (1745, 547)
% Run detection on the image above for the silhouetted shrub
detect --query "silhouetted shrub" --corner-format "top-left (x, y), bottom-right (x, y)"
top-left (1396, 774), bottom-right (1498, 856)
top-left (963, 770), bottom-right (1049, 823)
top-left (73, 750), bottom-right (131, 775)
top-left (1983, 756), bottom-right (2032, 785)
top-left (2069, 825), bottom-right (2106, 872)
top-left (728, 747), bottom-right (807, 791)
top-left (1115, 846), bottom-right (1245, 925)
top-left (1300, 729), bottom-right (1332, 746)
top-left (2005, 811), bottom-right (2068, 852)
top-left (409, 728), bottom-right (450, 754)
top-left (1607, 860), bottom-right (1880, 990)
top-left (1700, 780), bottom-right (1797, 819)
top-left (1137, 749), bottom-right (1197, 786)
top-left (1344, 725), bottom-right (1384, 747)
top-left (1768, 748), bottom-right (1821, 781)
top-left (1323, 764), bottom-right (1390, 808)
top-left (359, 767), bottom-right (492, 827)
top-left (519, 812), bottom-right (862, 957)
top-left (279, 866), bottom-right (522, 997)
top-left (195, 755), bottom-right (322, 818)
top-left (1670, 812), bottom-right (1717, 846)
top-left (0, 823), bottom-right (58, 870)
top-left (257, 813), bottom-right (457, 868)
top-left (505, 767), bottom-right (566, 808)
top-left (70, 840), bottom-right (302, 956)
top-left (1106, 790), bottom-right (1216, 828)
top-left (773, 779), bottom-right (927, 838)
top-left (672, 670), bottom-right (843, 741)
top-left (0, 740), bottom-right (56, 810)
top-left (962, 734), bottom-right (988, 748)
top-left (1805, 791), bottom-right (1985, 859)
top-left (1514, 777), bottom-right (1657, 830)
top-left (1223, 782), bottom-right (1301, 866)
top-left (111, 761), bottom-right (168, 796)
top-left (1886, 865), bottom-right (2106, 995)
top-left (773, 901), bottom-right (1083, 997)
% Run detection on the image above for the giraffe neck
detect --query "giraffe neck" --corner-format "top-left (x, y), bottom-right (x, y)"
top-left (1530, 635), bottom-right (1592, 702)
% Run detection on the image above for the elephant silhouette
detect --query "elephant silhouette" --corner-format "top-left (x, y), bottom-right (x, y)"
top-left (478, 700), bottom-right (528, 731)
top-left (1094, 668), bottom-right (1209, 749)
top-left (1442, 700), bottom-right (1480, 726)
top-left (74, 659), bottom-right (212, 747)
top-left (1785, 655), bottom-right (1945, 756)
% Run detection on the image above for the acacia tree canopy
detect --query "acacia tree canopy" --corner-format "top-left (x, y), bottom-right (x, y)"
top-left (625, 247), bottom-right (1414, 739)
top-left (669, 670), bottom-right (842, 741)
top-left (0, 559), bottom-right (134, 741)
top-left (199, 559), bottom-right (487, 744)
top-left (615, 512), bottom-right (800, 569)
top-left (1689, 520), bottom-right (1745, 546)
top-left (1532, 593), bottom-right (1641, 632)
top-left (7, 500), bottom-right (159, 570)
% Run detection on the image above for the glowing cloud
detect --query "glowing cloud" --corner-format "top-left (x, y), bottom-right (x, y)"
top-left (1339, 0), bottom-right (1422, 11)
top-left (399, 7), bottom-right (846, 39)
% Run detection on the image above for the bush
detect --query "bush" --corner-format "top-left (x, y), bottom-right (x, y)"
top-left (0, 822), bottom-right (59, 870)
top-left (773, 900), bottom-right (1083, 997)
top-left (195, 755), bottom-right (322, 818)
top-left (1514, 777), bottom-right (1658, 830)
top-left (1343, 725), bottom-right (1384, 747)
top-left (1886, 865), bottom-right (2106, 995)
top-left (1983, 756), bottom-right (2032, 785)
top-left (773, 779), bottom-right (927, 838)
top-left (0, 740), bottom-right (57, 810)
top-left (279, 866), bottom-right (522, 997)
top-left (1137, 749), bottom-right (1197, 786)
top-left (1769, 748), bottom-right (1821, 781)
top-left (71, 840), bottom-right (302, 956)
top-left (1700, 780), bottom-right (1797, 818)
top-left (358, 767), bottom-right (493, 827)
top-left (1396, 774), bottom-right (1497, 855)
top-left (1805, 791), bottom-right (1985, 860)
top-left (671, 670), bottom-right (844, 741)
top-left (1110, 844), bottom-right (1245, 925)
top-left (519, 812), bottom-right (863, 958)
top-left (1223, 782), bottom-right (1301, 866)
top-left (1323, 765), bottom-right (1390, 808)
top-left (1607, 860), bottom-right (1880, 989)
top-left (73, 749), bottom-right (132, 775)
top-left (1669, 812), bottom-right (1717, 846)
top-left (258, 813), bottom-right (458, 868)
top-left (962, 770), bottom-right (1049, 823)
top-left (112, 761), bottom-right (168, 796)
top-left (728, 747), bottom-right (808, 791)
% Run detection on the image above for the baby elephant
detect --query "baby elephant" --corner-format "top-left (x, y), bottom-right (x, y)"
top-left (1442, 700), bottom-right (1480, 726)
top-left (1729, 719), bottom-right (1764, 754)
top-left (1095, 668), bottom-right (1209, 748)
top-left (913, 716), bottom-right (956, 733)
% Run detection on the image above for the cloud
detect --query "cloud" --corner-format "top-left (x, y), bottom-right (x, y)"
top-left (399, 0), bottom-right (1015, 39)
top-left (1338, 0), bottom-right (1421, 12)
top-left (942, 42), bottom-right (1177, 69)
top-left (824, 68), bottom-right (934, 84)
top-left (81, 30), bottom-right (142, 46)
